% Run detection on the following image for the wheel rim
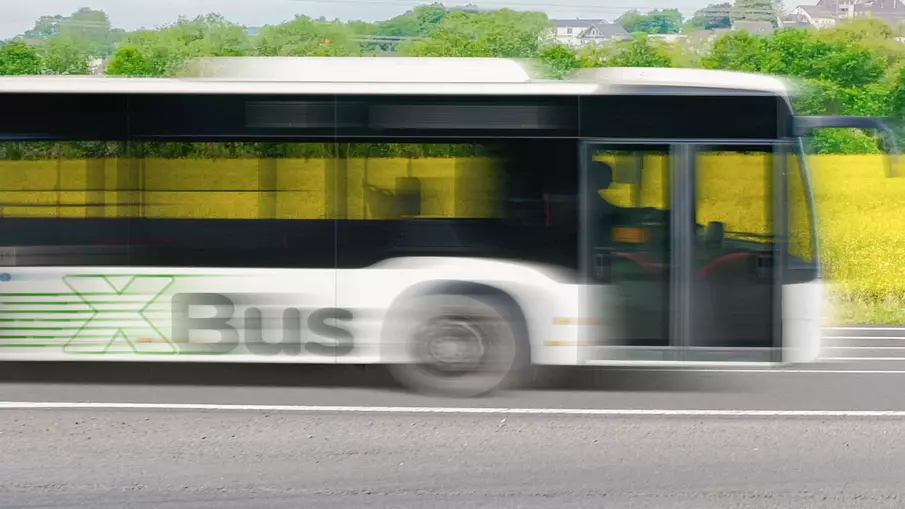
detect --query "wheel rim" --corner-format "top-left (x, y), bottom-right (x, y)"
top-left (414, 316), bottom-right (489, 376)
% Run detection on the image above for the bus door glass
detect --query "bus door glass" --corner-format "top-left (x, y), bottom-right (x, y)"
top-left (690, 144), bottom-right (779, 358)
top-left (579, 143), bottom-right (673, 359)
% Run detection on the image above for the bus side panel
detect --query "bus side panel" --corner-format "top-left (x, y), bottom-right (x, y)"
top-left (782, 280), bottom-right (823, 363)
top-left (334, 259), bottom-right (582, 366)
top-left (0, 266), bottom-right (338, 362)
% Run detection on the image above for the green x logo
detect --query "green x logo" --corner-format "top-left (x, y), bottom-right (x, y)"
top-left (62, 275), bottom-right (176, 355)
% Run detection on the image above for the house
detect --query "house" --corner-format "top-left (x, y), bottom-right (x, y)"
top-left (787, 0), bottom-right (905, 28)
top-left (550, 19), bottom-right (602, 46)
top-left (578, 22), bottom-right (632, 44)
top-left (549, 19), bottom-right (630, 47)
top-left (778, 13), bottom-right (816, 28)
top-left (852, 0), bottom-right (905, 24)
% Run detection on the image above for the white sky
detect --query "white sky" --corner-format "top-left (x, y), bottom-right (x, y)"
top-left (3, 0), bottom-right (822, 39)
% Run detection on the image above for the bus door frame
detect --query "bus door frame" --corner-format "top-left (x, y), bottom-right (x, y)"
top-left (578, 138), bottom-right (787, 365)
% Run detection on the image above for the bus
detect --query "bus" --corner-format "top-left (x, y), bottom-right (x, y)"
top-left (0, 57), bottom-right (894, 397)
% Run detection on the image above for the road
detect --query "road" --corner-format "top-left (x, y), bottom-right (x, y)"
top-left (1, 326), bottom-right (905, 508)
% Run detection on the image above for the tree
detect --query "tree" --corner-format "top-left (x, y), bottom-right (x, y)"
top-left (107, 14), bottom-right (254, 77)
top-left (398, 9), bottom-right (550, 58)
top-left (375, 3), bottom-right (452, 38)
top-left (23, 8), bottom-right (122, 58)
top-left (42, 34), bottom-right (93, 74)
top-left (686, 3), bottom-right (733, 30)
top-left (702, 31), bottom-right (766, 72)
top-left (762, 29), bottom-right (886, 88)
top-left (731, 0), bottom-right (781, 24)
top-left (254, 15), bottom-right (362, 56)
top-left (105, 46), bottom-right (156, 76)
top-left (538, 44), bottom-right (580, 78)
top-left (23, 15), bottom-right (66, 39)
top-left (0, 41), bottom-right (42, 75)
top-left (609, 35), bottom-right (673, 67)
top-left (617, 9), bottom-right (684, 34)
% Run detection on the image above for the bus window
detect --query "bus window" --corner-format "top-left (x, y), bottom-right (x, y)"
top-left (335, 140), bottom-right (579, 272)
top-left (0, 141), bottom-right (338, 268)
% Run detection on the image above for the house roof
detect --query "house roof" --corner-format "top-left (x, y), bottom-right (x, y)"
top-left (580, 23), bottom-right (631, 39)
top-left (799, 5), bottom-right (839, 18)
top-left (552, 18), bottom-right (606, 28)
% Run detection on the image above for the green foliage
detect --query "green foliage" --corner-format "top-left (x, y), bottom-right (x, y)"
top-left (23, 8), bottom-right (123, 58)
top-left (0, 41), bottom-right (42, 75)
top-left (686, 2), bottom-right (733, 31)
top-left (538, 44), bottom-right (580, 78)
top-left (375, 3), bottom-right (452, 38)
top-left (702, 31), bottom-right (765, 71)
top-left (762, 29), bottom-right (886, 88)
top-left (731, 0), bottom-right (781, 24)
top-left (609, 35), bottom-right (673, 67)
top-left (107, 14), bottom-right (254, 76)
top-left (398, 9), bottom-right (550, 58)
top-left (254, 15), bottom-right (363, 57)
top-left (41, 34), bottom-right (93, 75)
top-left (616, 9), bottom-right (684, 34)
top-left (807, 128), bottom-right (883, 154)
top-left (105, 46), bottom-right (156, 76)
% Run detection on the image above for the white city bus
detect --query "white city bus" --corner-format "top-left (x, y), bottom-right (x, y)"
top-left (0, 58), bottom-right (894, 396)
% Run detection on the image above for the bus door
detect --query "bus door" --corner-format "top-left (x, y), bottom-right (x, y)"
top-left (578, 141), bottom-right (783, 363)
top-left (688, 143), bottom-right (782, 361)
top-left (578, 142), bottom-right (674, 361)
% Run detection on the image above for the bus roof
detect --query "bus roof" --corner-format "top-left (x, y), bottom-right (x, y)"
top-left (0, 57), bottom-right (793, 97)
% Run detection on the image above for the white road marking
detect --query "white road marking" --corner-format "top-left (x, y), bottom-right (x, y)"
top-left (589, 367), bottom-right (905, 373)
top-left (825, 347), bottom-right (905, 350)
top-left (825, 336), bottom-right (905, 340)
top-left (822, 358), bottom-right (905, 362)
top-left (823, 327), bottom-right (905, 331)
top-left (2, 401), bottom-right (905, 417)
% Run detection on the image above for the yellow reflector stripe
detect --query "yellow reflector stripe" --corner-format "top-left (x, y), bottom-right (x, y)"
top-left (553, 317), bottom-right (604, 326)
top-left (612, 227), bottom-right (648, 243)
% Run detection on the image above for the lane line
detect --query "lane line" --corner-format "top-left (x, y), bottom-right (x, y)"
top-left (824, 336), bottom-right (905, 340)
top-left (825, 347), bottom-right (905, 350)
top-left (818, 357), bottom-right (905, 361)
top-left (582, 368), bottom-right (905, 373)
top-left (3, 401), bottom-right (905, 417)
top-left (823, 327), bottom-right (905, 331)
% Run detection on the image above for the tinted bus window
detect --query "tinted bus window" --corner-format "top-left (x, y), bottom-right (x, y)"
top-left (0, 140), bottom-right (579, 272)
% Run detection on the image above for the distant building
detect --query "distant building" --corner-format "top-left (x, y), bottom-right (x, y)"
top-left (549, 19), bottom-right (631, 47)
top-left (786, 0), bottom-right (905, 28)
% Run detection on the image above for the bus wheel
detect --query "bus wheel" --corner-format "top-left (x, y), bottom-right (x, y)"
top-left (387, 294), bottom-right (521, 398)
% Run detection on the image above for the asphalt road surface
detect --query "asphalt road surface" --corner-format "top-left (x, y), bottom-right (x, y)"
top-left (2, 326), bottom-right (905, 508)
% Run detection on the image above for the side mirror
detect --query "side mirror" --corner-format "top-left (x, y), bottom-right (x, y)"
top-left (705, 221), bottom-right (725, 250)
top-left (794, 115), bottom-right (900, 178)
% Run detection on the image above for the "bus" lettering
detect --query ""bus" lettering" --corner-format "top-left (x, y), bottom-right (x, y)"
top-left (171, 293), bottom-right (354, 356)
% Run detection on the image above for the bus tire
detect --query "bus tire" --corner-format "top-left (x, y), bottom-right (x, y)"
top-left (387, 293), bottom-right (522, 398)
